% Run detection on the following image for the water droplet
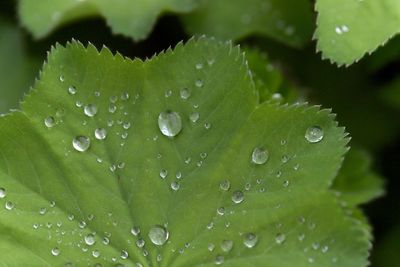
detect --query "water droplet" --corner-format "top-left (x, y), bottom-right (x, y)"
top-left (131, 226), bottom-right (140, 236)
top-left (195, 63), bottom-right (203, 70)
top-left (195, 79), bottom-right (204, 88)
top-left (221, 240), bottom-right (233, 252)
top-left (252, 147), bottom-right (269, 165)
top-left (109, 104), bottom-right (117, 113)
top-left (51, 247), bottom-right (60, 256)
top-left (275, 233), bottom-right (286, 245)
top-left (148, 225), bottom-right (169, 246)
top-left (44, 116), bottom-right (55, 128)
top-left (120, 250), bottom-right (129, 259)
top-left (5, 201), bottom-right (14, 210)
top-left (208, 243), bottom-right (215, 252)
top-left (204, 122), bottom-right (211, 129)
top-left (68, 86), bottom-right (77, 95)
top-left (85, 233), bottom-right (96, 246)
top-left (121, 91), bottom-right (130, 101)
top-left (217, 207), bottom-right (225, 215)
top-left (0, 188), bottom-right (6, 198)
top-left (305, 126), bottom-right (324, 143)
top-left (180, 88), bottom-right (191, 100)
top-left (158, 111), bottom-right (182, 137)
top-left (59, 75), bottom-right (65, 82)
top-left (189, 112), bottom-right (199, 123)
top-left (171, 182), bottom-right (180, 191)
top-left (92, 249), bottom-right (100, 258)
top-left (243, 233), bottom-right (258, 248)
top-left (215, 255), bottom-right (224, 265)
top-left (232, 190), bottom-right (244, 204)
top-left (165, 90), bottom-right (172, 98)
top-left (219, 180), bottom-right (231, 191)
top-left (160, 169), bottom-right (168, 179)
top-left (39, 207), bottom-right (47, 215)
top-left (322, 245), bottom-right (329, 253)
top-left (84, 104), bottom-right (98, 117)
top-left (95, 128), bottom-right (107, 140)
top-left (136, 239), bottom-right (145, 248)
top-left (72, 136), bottom-right (90, 152)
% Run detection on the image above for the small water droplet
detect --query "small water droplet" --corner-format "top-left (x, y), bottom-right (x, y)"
top-left (51, 247), bottom-right (60, 256)
top-left (5, 201), bottom-right (14, 210)
top-left (84, 104), bottom-right (98, 117)
top-left (171, 181), bottom-right (180, 191)
top-left (195, 79), bottom-right (204, 88)
top-left (195, 63), bottom-right (203, 70)
top-left (131, 226), bottom-right (140, 236)
top-left (0, 188), bottom-right (5, 198)
top-left (136, 239), bottom-right (145, 248)
top-left (204, 122), bottom-right (211, 129)
top-left (219, 180), bottom-right (231, 191)
top-left (217, 207), bottom-right (225, 215)
top-left (95, 128), bottom-right (107, 140)
top-left (221, 240), bottom-right (233, 252)
top-left (148, 225), bottom-right (169, 246)
top-left (180, 88), bottom-right (191, 100)
top-left (120, 250), bottom-right (129, 260)
top-left (232, 190), bottom-right (244, 204)
top-left (208, 243), bottom-right (215, 251)
top-left (275, 233), bottom-right (286, 245)
top-left (252, 147), bottom-right (269, 165)
top-left (158, 111), bottom-right (182, 137)
top-left (72, 136), bottom-right (90, 152)
top-left (44, 116), bottom-right (55, 128)
top-left (305, 126), bottom-right (324, 143)
top-left (68, 86), bottom-right (77, 95)
top-left (160, 169), bottom-right (168, 179)
top-left (243, 233), bottom-right (258, 248)
top-left (59, 75), bottom-right (65, 82)
top-left (215, 255), bottom-right (224, 265)
top-left (189, 112), bottom-right (199, 123)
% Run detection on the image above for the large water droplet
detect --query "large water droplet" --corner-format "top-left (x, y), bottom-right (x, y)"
top-left (243, 233), bottom-right (258, 248)
top-left (72, 136), bottom-right (90, 152)
top-left (84, 104), bottom-right (98, 117)
top-left (44, 116), bottom-right (55, 128)
top-left (84, 233), bottom-right (96, 245)
top-left (0, 188), bottom-right (6, 198)
top-left (158, 111), bottom-right (182, 137)
top-left (94, 128), bottom-right (107, 140)
top-left (305, 126), bottom-right (324, 143)
top-left (148, 225), bottom-right (169, 246)
top-left (231, 190), bottom-right (244, 204)
top-left (252, 147), bottom-right (269, 165)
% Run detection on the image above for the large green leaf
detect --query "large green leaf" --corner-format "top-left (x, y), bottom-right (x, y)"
top-left (0, 38), bottom-right (370, 266)
top-left (315, 0), bottom-right (400, 66)
top-left (0, 19), bottom-right (40, 114)
top-left (18, 0), bottom-right (199, 40)
top-left (181, 0), bottom-right (314, 48)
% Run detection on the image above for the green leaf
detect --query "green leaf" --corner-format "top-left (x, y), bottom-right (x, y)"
top-left (315, 0), bottom-right (400, 66)
top-left (380, 78), bottom-right (400, 109)
top-left (332, 148), bottom-right (385, 206)
top-left (181, 0), bottom-right (314, 48)
top-left (0, 38), bottom-right (370, 266)
top-left (244, 47), bottom-right (300, 104)
top-left (18, 0), bottom-right (199, 40)
top-left (0, 19), bottom-right (40, 114)
top-left (372, 224), bottom-right (400, 266)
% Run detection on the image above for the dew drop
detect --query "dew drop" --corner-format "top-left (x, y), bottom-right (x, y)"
top-left (195, 79), bottom-right (204, 88)
top-left (208, 243), bottom-right (215, 252)
top-left (171, 182), bottom-right (180, 191)
top-left (84, 233), bottom-right (96, 246)
top-left (0, 188), bottom-right (6, 198)
top-left (5, 201), bottom-right (14, 210)
top-left (195, 63), bottom-right (203, 70)
top-left (59, 75), bottom-right (65, 82)
top-left (148, 225), bottom-right (169, 246)
top-left (180, 88), bottom-right (191, 100)
top-left (84, 104), bottom-right (98, 117)
top-left (131, 226), bottom-right (140, 236)
top-left (252, 147), bottom-right (269, 165)
top-left (92, 249), bottom-right (100, 258)
top-left (243, 233), bottom-right (258, 248)
top-left (72, 136), bottom-right (90, 152)
top-left (305, 126), bottom-right (324, 143)
top-left (221, 240), bottom-right (233, 252)
top-left (136, 239), bottom-right (145, 248)
top-left (158, 111), bottom-right (182, 137)
top-left (120, 250), bottom-right (129, 259)
top-left (95, 128), bottom-right (107, 140)
top-left (44, 116), bottom-right (55, 128)
top-left (231, 190), bottom-right (244, 204)
top-left (68, 86), bottom-right (77, 95)
top-left (219, 180), bottom-right (231, 191)
top-left (51, 247), bottom-right (60, 256)
top-left (160, 169), bottom-right (168, 179)
top-left (275, 233), bottom-right (286, 245)
top-left (215, 255), bottom-right (224, 265)
top-left (189, 112), bottom-right (200, 123)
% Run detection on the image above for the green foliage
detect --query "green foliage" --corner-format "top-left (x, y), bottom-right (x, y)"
top-left (0, 38), bottom-right (371, 266)
top-left (332, 148), bottom-right (385, 206)
top-left (0, 19), bottom-right (40, 113)
top-left (18, 0), bottom-right (199, 40)
top-left (315, 0), bottom-right (400, 66)
top-left (181, 0), bottom-right (313, 47)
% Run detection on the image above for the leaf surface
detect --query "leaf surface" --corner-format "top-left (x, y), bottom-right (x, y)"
top-left (315, 0), bottom-right (400, 65)
top-left (0, 38), bottom-right (370, 267)
top-left (18, 0), bottom-right (199, 40)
